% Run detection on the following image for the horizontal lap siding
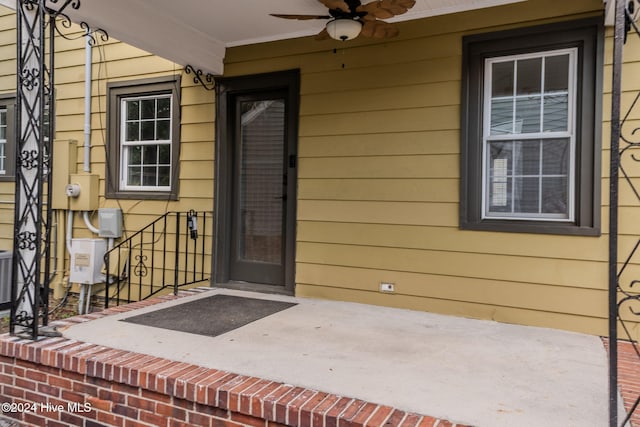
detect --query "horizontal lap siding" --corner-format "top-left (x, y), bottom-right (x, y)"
top-left (53, 33), bottom-right (215, 243)
top-left (0, 7), bottom-right (13, 251)
top-left (225, 0), bottom-right (611, 336)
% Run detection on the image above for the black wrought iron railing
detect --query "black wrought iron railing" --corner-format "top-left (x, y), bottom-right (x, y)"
top-left (103, 210), bottom-right (212, 308)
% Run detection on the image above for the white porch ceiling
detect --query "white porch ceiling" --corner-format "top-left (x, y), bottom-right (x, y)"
top-left (2, 0), bottom-right (527, 74)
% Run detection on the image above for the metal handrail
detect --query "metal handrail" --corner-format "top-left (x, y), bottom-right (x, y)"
top-left (103, 210), bottom-right (212, 308)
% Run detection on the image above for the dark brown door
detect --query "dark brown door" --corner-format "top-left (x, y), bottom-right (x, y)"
top-left (214, 70), bottom-right (299, 294)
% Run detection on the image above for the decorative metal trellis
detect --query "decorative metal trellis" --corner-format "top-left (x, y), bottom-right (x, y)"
top-left (609, 0), bottom-right (640, 426)
top-left (10, 0), bottom-right (107, 340)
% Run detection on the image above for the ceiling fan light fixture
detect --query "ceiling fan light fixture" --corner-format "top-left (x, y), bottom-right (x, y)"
top-left (326, 18), bottom-right (362, 41)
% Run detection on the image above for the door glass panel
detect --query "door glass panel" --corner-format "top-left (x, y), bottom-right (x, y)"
top-left (238, 100), bottom-right (285, 264)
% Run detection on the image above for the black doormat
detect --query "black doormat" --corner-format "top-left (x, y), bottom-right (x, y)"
top-left (121, 294), bottom-right (296, 338)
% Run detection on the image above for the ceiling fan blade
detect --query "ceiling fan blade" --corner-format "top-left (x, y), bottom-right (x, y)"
top-left (357, 2), bottom-right (393, 19)
top-left (315, 28), bottom-right (331, 41)
top-left (360, 20), bottom-right (399, 39)
top-left (270, 13), bottom-right (332, 20)
top-left (318, 0), bottom-right (352, 13)
top-left (360, 20), bottom-right (376, 37)
top-left (357, 0), bottom-right (415, 19)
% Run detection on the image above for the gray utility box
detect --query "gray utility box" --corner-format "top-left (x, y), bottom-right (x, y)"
top-left (0, 250), bottom-right (12, 309)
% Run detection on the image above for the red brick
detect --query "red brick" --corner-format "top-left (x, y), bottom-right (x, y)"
top-left (228, 377), bottom-right (265, 412)
top-left (211, 418), bottom-right (244, 427)
top-left (140, 409), bottom-right (169, 426)
top-left (113, 403), bottom-right (139, 419)
top-left (174, 396), bottom-right (195, 411)
top-left (343, 402), bottom-right (378, 427)
top-left (141, 388), bottom-right (172, 403)
top-left (221, 376), bottom-right (261, 410)
top-left (4, 385), bottom-right (25, 399)
top-left (127, 395), bottom-right (156, 412)
top-left (193, 369), bottom-right (227, 403)
top-left (15, 377), bottom-right (37, 391)
top-left (365, 406), bottom-right (394, 427)
top-left (48, 375), bottom-right (73, 390)
top-left (279, 388), bottom-right (314, 426)
top-left (230, 411), bottom-right (266, 427)
top-left (249, 382), bottom-right (283, 418)
top-left (24, 368), bottom-right (47, 382)
top-left (156, 401), bottom-right (187, 420)
top-left (61, 412), bottom-right (84, 425)
top-left (262, 385), bottom-right (295, 420)
top-left (311, 394), bottom-right (342, 427)
top-left (206, 373), bottom-right (240, 407)
top-left (189, 410), bottom-right (214, 427)
top-left (325, 398), bottom-right (354, 427)
top-left (173, 365), bottom-right (207, 399)
top-left (238, 379), bottom-right (275, 414)
top-left (416, 416), bottom-right (437, 427)
top-left (195, 402), bottom-right (229, 419)
top-left (86, 395), bottom-right (113, 412)
top-left (399, 413), bottom-right (421, 427)
top-left (299, 392), bottom-right (330, 427)
top-left (139, 358), bottom-right (177, 390)
top-left (337, 399), bottom-right (366, 427)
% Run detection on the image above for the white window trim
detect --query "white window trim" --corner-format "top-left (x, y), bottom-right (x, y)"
top-left (118, 94), bottom-right (173, 192)
top-left (481, 47), bottom-right (578, 222)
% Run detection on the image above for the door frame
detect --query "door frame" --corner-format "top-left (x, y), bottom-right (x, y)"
top-left (213, 69), bottom-right (299, 295)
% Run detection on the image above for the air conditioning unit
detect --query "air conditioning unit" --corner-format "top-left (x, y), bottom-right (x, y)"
top-left (0, 250), bottom-right (11, 309)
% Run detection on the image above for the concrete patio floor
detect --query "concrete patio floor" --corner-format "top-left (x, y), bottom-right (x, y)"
top-left (60, 288), bottom-right (624, 427)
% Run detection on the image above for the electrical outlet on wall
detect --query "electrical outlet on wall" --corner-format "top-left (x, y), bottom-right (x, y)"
top-left (379, 282), bottom-right (395, 293)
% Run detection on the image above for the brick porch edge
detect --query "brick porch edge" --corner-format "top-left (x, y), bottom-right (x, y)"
top-left (0, 289), bottom-right (468, 427)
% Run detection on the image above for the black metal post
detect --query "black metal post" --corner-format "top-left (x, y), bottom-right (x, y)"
top-left (11, 0), bottom-right (48, 340)
top-left (174, 212), bottom-right (180, 295)
top-left (609, 0), bottom-right (626, 425)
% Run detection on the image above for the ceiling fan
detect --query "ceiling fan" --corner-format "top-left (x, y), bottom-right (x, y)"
top-left (270, 0), bottom-right (417, 41)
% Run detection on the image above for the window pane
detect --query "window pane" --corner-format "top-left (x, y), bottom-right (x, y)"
top-left (158, 144), bottom-right (170, 164)
top-left (143, 166), bottom-right (156, 186)
top-left (545, 54), bottom-right (570, 93)
top-left (541, 177), bottom-right (568, 214)
top-left (516, 58), bottom-right (542, 95)
top-left (141, 121), bottom-right (155, 141)
top-left (126, 122), bottom-right (139, 141)
top-left (542, 139), bottom-right (570, 175)
top-left (488, 141), bottom-right (512, 211)
top-left (126, 100), bottom-right (139, 120)
top-left (157, 97), bottom-right (171, 118)
top-left (514, 177), bottom-right (539, 213)
top-left (143, 145), bottom-right (157, 165)
top-left (516, 97), bottom-right (541, 133)
top-left (543, 94), bottom-right (568, 132)
top-left (156, 119), bottom-right (170, 140)
top-left (158, 166), bottom-right (170, 186)
top-left (128, 145), bottom-right (142, 165)
top-left (492, 61), bottom-right (514, 97)
top-left (514, 140), bottom-right (540, 175)
top-left (0, 125), bottom-right (5, 140)
top-left (490, 99), bottom-right (513, 135)
top-left (141, 99), bottom-right (155, 119)
top-left (127, 167), bottom-right (141, 186)
top-left (489, 141), bottom-right (513, 175)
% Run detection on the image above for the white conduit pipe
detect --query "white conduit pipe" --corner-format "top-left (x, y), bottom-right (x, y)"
top-left (66, 210), bottom-right (73, 255)
top-left (83, 211), bottom-right (100, 234)
top-left (83, 35), bottom-right (92, 173)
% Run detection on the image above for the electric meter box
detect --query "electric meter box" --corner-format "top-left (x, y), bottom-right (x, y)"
top-left (98, 208), bottom-right (123, 238)
top-left (69, 238), bottom-right (107, 285)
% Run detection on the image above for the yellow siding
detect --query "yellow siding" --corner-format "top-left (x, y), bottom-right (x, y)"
top-left (222, 0), bottom-right (618, 337)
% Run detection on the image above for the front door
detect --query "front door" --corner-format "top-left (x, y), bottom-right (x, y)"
top-left (214, 70), bottom-right (299, 293)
